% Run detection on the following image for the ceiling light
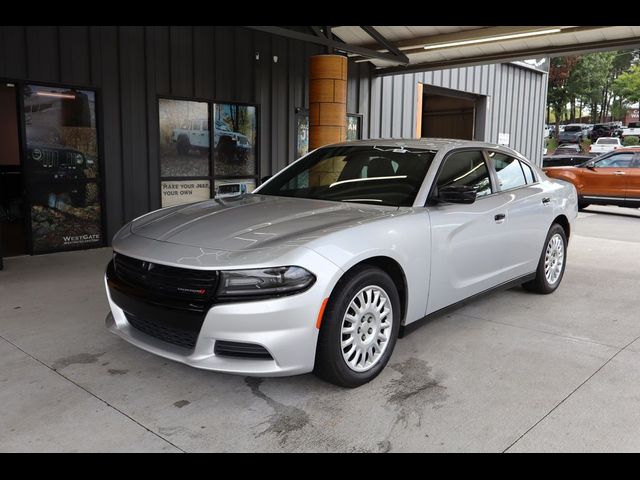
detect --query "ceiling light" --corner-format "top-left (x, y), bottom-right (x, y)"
top-left (423, 28), bottom-right (562, 50)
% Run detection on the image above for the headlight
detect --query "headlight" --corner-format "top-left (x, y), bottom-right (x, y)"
top-left (75, 153), bottom-right (84, 165)
top-left (32, 148), bottom-right (42, 161)
top-left (217, 266), bottom-right (316, 299)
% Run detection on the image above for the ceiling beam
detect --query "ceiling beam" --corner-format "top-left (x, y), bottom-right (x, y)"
top-left (244, 26), bottom-right (410, 65)
top-left (310, 26), bottom-right (325, 38)
top-left (374, 36), bottom-right (640, 76)
top-left (360, 26), bottom-right (409, 63)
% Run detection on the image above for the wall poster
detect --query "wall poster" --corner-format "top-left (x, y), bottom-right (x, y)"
top-left (23, 84), bottom-right (102, 253)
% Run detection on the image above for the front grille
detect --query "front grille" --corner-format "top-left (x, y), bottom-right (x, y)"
top-left (126, 313), bottom-right (198, 349)
top-left (214, 341), bottom-right (273, 360)
top-left (107, 254), bottom-right (219, 351)
top-left (113, 253), bottom-right (219, 312)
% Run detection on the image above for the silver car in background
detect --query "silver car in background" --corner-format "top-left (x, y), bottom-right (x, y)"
top-left (105, 139), bottom-right (578, 387)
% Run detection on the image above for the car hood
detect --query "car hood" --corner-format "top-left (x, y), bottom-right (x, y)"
top-left (129, 194), bottom-right (401, 251)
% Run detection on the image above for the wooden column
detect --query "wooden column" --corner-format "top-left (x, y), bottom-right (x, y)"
top-left (309, 54), bottom-right (347, 150)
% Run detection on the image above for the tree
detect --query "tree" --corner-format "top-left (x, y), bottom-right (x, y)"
top-left (613, 64), bottom-right (640, 106)
top-left (548, 56), bottom-right (579, 133)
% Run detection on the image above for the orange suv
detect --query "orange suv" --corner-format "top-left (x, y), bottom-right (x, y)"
top-left (544, 148), bottom-right (640, 210)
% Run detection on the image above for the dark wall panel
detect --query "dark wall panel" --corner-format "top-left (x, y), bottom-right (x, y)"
top-left (0, 27), bottom-right (28, 79)
top-left (118, 27), bottom-right (149, 222)
top-left (59, 26), bottom-right (91, 86)
top-left (214, 26), bottom-right (234, 101)
top-left (170, 26), bottom-right (194, 98)
top-left (193, 27), bottom-right (215, 99)
top-left (152, 26), bottom-right (171, 95)
top-left (25, 26), bottom-right (59, 83)
top-left (96, 26), bottom-right (124, 238)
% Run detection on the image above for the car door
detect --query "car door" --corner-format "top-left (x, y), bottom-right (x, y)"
top-left (626, 154), bottom-right (640, 207)
top-left (579, 152), bottom-right (634, 202)
top-left (426, 149), bottom-right (513, 314)
top-left (487, 151), bottom-right (553, 277)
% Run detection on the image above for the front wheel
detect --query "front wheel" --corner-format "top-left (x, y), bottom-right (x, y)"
top-left (314, 266), bottom-right (401, 388)
top-left (523, 223), bottom-right (567, 294)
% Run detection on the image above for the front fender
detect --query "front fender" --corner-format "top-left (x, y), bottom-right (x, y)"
top-left (305, 210), bottom-right (431, 325)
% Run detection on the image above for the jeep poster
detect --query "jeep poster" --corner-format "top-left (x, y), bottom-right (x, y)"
top-left (158, 99), bottom-right (210, 178)
top-left (213, 103), bottom-right (257, 177)
top-left (23, 85), bottom-right (102, 253)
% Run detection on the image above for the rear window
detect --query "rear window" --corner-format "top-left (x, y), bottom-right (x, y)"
top-left (597, 138), bottom-right (619, 145)
top-left (564, 126), bottom-right (582, 132)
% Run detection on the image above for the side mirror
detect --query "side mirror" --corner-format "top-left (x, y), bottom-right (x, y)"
top-left (261, 175), bottom-right (272, 184)
top-left (584, 161), bottom-right (596, 170)
top-left (438, 185), bottom-right (477, 204)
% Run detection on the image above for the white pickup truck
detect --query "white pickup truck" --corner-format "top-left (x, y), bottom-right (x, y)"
top-left (621, 122), bottom-right (640, 139)
top-left (172, 119), bottom-right (251, 161)
top-left (589, 137), bottom-right (622, 154)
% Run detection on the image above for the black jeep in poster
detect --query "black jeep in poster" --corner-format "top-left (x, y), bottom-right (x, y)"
top-left (23, 85), bottom-right (102, 252)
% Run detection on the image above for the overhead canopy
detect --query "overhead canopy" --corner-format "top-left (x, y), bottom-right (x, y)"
top-left (332, 26), bottom-right (640, 74)
top-left (247, 26), bottom-right (640, 76)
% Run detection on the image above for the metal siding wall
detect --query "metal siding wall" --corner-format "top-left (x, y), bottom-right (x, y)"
top-left (365, 62), bottom-right (548, 163)
top-left (0, 26), bottom-right (335, 243)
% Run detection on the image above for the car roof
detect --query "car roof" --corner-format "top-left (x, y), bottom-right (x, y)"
top-left (321, 138), bottom-right (525, 156)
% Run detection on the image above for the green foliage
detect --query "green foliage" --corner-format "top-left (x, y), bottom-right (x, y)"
top-left (623, 135), bottom-right (640, 146)
top-left (546, 137), bottom-right (558, 151)
top-left (548, 50), bottom-right (637, 124)
top-left (580, 139), bottom-right (592, 153)
top-left (613, 64), bottom-right (640, 104)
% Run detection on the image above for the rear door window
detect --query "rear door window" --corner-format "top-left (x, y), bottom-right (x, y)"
top-left (488, 152), bottom-right (527, 190)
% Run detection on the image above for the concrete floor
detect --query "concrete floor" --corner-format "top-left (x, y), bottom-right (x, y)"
top-left (1, 205), bottom-right (640, 452)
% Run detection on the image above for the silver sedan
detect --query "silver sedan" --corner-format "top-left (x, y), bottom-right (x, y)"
top-left (105, 139), bottom-right (578, 387)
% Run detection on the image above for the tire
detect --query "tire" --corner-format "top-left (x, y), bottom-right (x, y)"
top-left (314, 265), bottom-right (401, 388)
top-left (177, 136), bottom-right (190, 155)
top-left (522, 223), bottom-right (568, 294)
top-left (69, 186), bottom-right (87, 208)
top-left (578, 201), bottom-right (590, 211)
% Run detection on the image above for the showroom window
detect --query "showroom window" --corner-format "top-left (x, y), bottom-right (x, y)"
top-left (22, 84), bottom-right (104, 253)
top-left (158, 98), bottom-right (259, 207)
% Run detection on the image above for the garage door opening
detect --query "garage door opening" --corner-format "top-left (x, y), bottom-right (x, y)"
top-left (418, 85), bottom-right (486, 141)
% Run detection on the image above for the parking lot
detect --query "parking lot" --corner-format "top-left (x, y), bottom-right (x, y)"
top-left (1, 205), bottom-right (639, 452)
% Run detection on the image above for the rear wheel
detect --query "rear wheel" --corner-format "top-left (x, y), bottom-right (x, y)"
top-left (177, 136), bottom-right (190, 155)
top-left (523, 223), bottom-right (567, 294)
top-left (578, 201), bottom-right (590, 210)
top-left (314, 266), bottom-right (401, 388)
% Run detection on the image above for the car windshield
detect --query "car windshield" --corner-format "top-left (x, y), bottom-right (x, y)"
top-left (257, 145), bottom-right (436, 207)
top-left (598, 138), bottom-right (619, 145)
top-left (564, 126), bottom-right (582, 132)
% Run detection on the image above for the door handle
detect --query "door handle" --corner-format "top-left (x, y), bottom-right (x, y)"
top-left (613, 171), bottom-right (626, 175)
top-left (542, 197), bottom-right (551, 204)
top-left (494, 213), bottom-right (506, 222)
